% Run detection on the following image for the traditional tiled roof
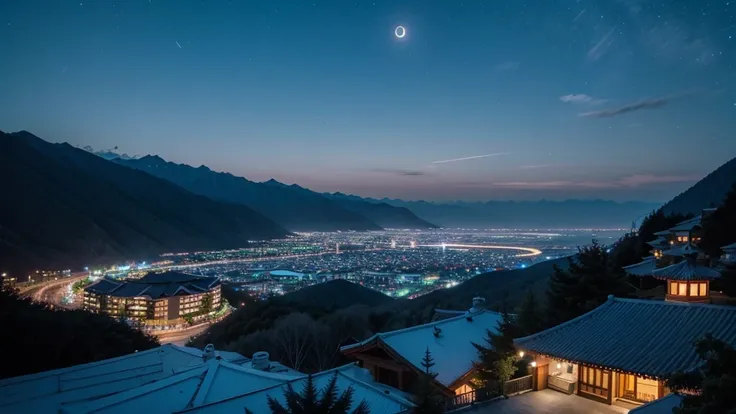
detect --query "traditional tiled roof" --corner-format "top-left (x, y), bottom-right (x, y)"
top-left (722, 242), bottom-right (736, 252)
top-left (629, 393), bottom-right (684, 413)
top-left (669, 216), bottom-right (703, 232)
top-left (174, 364), bottom-right (415, 414)
top-left (623, 257), bottom-right (656, 277)
top-left (85, 272), bottom-right (220, 299)
top-left (652, 259), bottom-right (721, 281)
top-left (514, 296), bottom-right (736, 379)
top-left (646, 238), bottom-right (669, 248)
top-left (663, 243), bottom-right (703, 257)
top-left (0, 344), bottom-right (248, 414)
top-left (60, 359), bottom-right (301, 414)
top-left (341, 309), bottom-right (503, 387)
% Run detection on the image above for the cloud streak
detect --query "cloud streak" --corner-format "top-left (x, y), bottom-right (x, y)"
top-left (578, 94), bottom-right (684, 118)
top-left (371, 168), bottom-right (427, 176)
top-left (489, 174), bottom-right (699, 190)
top-left (432, 153), bottom-right (510, 164)
top-left (560, 94), bottom-right (607, 105)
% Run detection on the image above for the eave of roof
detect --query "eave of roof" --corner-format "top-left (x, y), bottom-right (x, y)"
top-left (651, 260), bottom-right (721, 281)
top-left (514, 296), bottom-right (736, 379)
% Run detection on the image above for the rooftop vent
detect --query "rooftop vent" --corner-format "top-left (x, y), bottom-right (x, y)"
top-left (470, 296), bottom-right (486, 313)
top-left (252, 351), bottom-right (271, 371)
top-left (202, 344), bottom-right (216, 361)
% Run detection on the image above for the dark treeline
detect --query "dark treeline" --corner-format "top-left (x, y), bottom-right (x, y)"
top-left (0, 288), bottom-right (159, 379)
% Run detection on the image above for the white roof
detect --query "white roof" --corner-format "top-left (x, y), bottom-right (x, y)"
top-left (60, 359), bottom-right (300, 414)
top-left (669, 216), bottom-right (702, 232)
top-left (623, 256), bottom-right (656, 277)
top-left (0, 344), bottom-right (248, 414)
top-left (269, 270), bottom-right (304, 277)
top-left (342, 309), bottom-right (503, 387)
top-left (176, 364), bottom-right (414, 414)
top-left (629, 393), bottom-right (683, 414)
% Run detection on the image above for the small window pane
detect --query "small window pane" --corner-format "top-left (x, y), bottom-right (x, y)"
top-left (699, 283), bottom-right (707, 296)
top-left (690, 283), bottom-right (699, 297)
top-left (678, 283), bottom-right (687, 296)
top-left (669, 282), bottom-right (677, 295)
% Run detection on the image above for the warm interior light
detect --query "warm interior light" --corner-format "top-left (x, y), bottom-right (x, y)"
top-left (556, 363), bottom-right (561, 369)
top-left (531, 361), bottom-right (537, 368)
top-left (518, 351), bottom-right (524, 357)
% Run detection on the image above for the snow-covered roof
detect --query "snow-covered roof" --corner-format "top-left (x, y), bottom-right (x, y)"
top-left (652, 259), bottom-right (721, 281)
top-left (623, 257), bottom-right (656, 277)
top-left (669, 216), bottom-right (703, 232)
top-left (653, 229), bottom-right (671, 237)
top-left (722, 242), bottom-right (736, 252)
top-left (629, 393), bottom-right (684, 414)
top-left (341, 309), bottom-right (503, 387)
top-left (663, 243), bottom-right (703, 257)
top-left (0, 345), bottom-right (248, 414)
top-left (60, 359), bottom-right (300, 414)
top-left (646, 238), bottom-right (669, 247)
top-left (175, 364), bottom-right (415, 414)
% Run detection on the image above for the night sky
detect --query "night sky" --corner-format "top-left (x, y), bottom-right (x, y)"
top-left (2, 0), bottom-right (735, 202)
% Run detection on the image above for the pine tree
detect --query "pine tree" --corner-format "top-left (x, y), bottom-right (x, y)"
top-left (472, 308), bottom-right (518, 396)
top-left (516, 289), bottom-right (543, 336)
top-left (546, 241), bottom-right (630, 327)
top-left (666, 335), bottom-right (736, 414)
top-left (702, 182), bottom-right (736, 257)
top-left (265, 373), bottom-right (370, 414)
top-left (412, 348), bottom-right (444, 414)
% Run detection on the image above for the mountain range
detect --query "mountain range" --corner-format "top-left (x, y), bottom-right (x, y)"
top-left (325, 194), bottom-right (663, 228)
top-left (661, 157), bottom-right (736, 215)
top-left (113, 156), bottom-right (436, 231)
top-left (0, 131), bottom-right (288, 275)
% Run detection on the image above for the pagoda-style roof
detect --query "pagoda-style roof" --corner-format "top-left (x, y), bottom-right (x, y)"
top-left (623, 257), bottom-right (656, 277)
top-left (668, 216), bottom-right (702, 232)
top-left (514, 296), bottom-right (736, 379)
top-left (651, 259), bottom-right (721, 281)
top-left (662, 243), bottom-right (703, 257)
top-left (646, 238), bottom-right (669, 248)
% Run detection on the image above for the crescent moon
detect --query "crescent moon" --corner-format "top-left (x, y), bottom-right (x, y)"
top-left (395, 26), bottom-right (406, 38)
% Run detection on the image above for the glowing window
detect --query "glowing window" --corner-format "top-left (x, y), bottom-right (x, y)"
top-left (699, 283), bottom-right (707, 296)
top-left (678, 283), bottom-right (687, 296)
top-left (669, 282), bottom-right (677, 295)
top-left (690, 283), bottom-right (699, 297)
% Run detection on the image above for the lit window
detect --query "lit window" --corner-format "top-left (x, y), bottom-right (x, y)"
top-left (690, 283), bottom-right (699, 297)
top-left (678, 283), bottom-right (687, 296)
top-left (669, 282), bottom-right (677, 296)
top-left (699, 283), bottom-right (707, 296)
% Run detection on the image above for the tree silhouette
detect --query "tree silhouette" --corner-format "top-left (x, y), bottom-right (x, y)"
top-left (546, 241), bottom-right (630, 326)
top-left (472, 307), bottom-right (518, 396)
top-left (264, 373), bottom-right (370, 414)
top-left (413, 347), bottom-right (443, 414)
top-left (516, 289), bottom-right (543, 336)
top-left (666, 334), bottom-right (736, 413)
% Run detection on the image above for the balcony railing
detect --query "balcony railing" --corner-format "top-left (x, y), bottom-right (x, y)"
top-left (504, 375), bottom-right (533, 396)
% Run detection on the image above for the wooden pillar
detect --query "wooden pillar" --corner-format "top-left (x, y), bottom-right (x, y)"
top-left (606, 370), bottom-right (613, 404)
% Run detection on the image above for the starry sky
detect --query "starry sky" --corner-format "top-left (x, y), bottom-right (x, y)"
top-left (1, 0), bottom-right (735, 202)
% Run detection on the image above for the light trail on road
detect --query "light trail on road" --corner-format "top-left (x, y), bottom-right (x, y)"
top-left (419, 243), bottom-right (543, 257)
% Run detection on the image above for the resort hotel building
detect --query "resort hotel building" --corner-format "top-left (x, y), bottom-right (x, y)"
top-left (83, 271), bottom-right (222, 326)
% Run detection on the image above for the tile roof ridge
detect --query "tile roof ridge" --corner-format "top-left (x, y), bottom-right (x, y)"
top-left (333, 371), bottom-right (415, 407)
top-left (515, 297), bottom-right (618, 345)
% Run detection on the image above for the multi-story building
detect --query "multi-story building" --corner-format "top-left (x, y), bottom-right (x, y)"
top-left (83, 271), bottom-right (221, 325)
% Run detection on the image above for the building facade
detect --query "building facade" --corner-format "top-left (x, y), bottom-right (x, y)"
top-left (83, 271), bottom-right (222, 325)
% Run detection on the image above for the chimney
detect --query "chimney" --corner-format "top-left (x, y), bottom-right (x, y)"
top-left (252, 351), bottom-right (271, 371)
top-left (202, 344), bottom-right (216, 361)
top-left (470, 296), bottom-right (486, 313)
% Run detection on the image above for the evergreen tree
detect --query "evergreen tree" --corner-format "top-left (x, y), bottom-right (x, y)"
top-left (412, 348), bottom-right (444, 414)
top-left (666, 335), bottom-right (736, 414)
top-left (516, 289), bottom-right (543, 336)
top-left (265, 373), bottom-right (370, 414)
top-left (546, 240), bottom-right (630, 327)
top-left (702, 182), bottom-right (736, 257)
top-left (472, 308), bottom-right (518, 396)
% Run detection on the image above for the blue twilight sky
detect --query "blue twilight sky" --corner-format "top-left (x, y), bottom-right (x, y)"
top-left (1, 0), bottom-right (735, 202)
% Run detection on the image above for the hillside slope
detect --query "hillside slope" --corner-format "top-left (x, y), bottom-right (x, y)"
top-left (661, 157), bottom-right (736, 215)
top-left (277, 279), bottom-right (393, 309)
top-left (115, 157), bottom-right (382, 232)
top-left (0, 131), bottom-right (288, 276)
